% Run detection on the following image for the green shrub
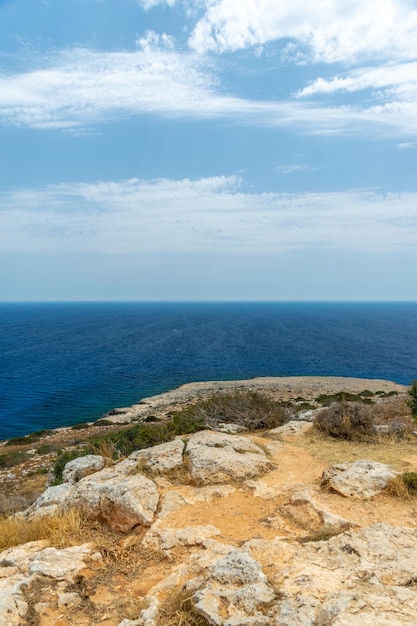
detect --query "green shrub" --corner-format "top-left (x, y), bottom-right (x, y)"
top-left (407, 381), bottom-right (417, 420)
top-left (402, 472), bottom-right (417, 494)
top-left (315, 392), bottom-right (368, 406)
top-left (70, 422), bottom-right (90, 430)
top-left (358, 390), bottom-right (375, 397)
top-left (36, 444), bottom-right (56, 455)
top-left (172, 391), bottom-right (290, 431)
top-left (0, 450), bottom-right (28, 468)
top-left (314, 402), bottom-right (375, 441)
top-left (5, 430), bottom-right (52, 447)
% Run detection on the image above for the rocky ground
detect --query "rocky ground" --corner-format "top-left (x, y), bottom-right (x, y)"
top-left (1, 376), bottom-right (417, 625)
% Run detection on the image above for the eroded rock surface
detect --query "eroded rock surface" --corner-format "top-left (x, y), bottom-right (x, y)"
top-left (186, 430), bottom-right (272, 484)
top-left (130, 438), bottom-right (185, 474)
top-left (322, 460), bottom-right (398, 498)
top-left (4, 416), bottom-right (417, 626)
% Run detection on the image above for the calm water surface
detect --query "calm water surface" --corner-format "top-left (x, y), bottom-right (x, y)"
top-left (1, 302), bottom-right (417, 439)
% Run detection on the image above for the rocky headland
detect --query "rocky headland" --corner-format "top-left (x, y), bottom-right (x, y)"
top-left (1, 376), bottom-right (417, 625)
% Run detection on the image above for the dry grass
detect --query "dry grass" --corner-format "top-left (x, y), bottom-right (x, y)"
top-left (295, 428), bottom-right (417, 471)
top-left (159, 590), bottom-right (209, 626)
top-left (0, 508), bottom-right (88, 551)
top-left (385, 476), bottom-right (412, 500)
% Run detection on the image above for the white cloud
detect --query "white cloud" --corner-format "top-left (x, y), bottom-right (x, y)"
top-left (298, 62), bottom-right (417, 100)
top-left (188, 0), bottom-right (417, 64)
top-left (1, 176), bottom-right (417, 255)
top-left (276, 164), bottom-right (317, 175)
top-left (137, 0), bottom-right (176, 10)
top-left (1, 44), bottom-right (417, 136)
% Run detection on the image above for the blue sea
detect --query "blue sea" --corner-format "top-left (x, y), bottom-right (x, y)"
top-left (1, 302), bottom-right (417, 440)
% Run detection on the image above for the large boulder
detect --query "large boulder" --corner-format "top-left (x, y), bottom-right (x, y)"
top-left (66, 461), bottom-right (160, 532)
top-left (187, 550), bottom-right (277, 625)
top-left (130, 439), bottom-right (185, 474)
top-left (62, 454), bottom-right (105, 484)
top-left (24, 483), bottom-right (73, 519)
top-left (185, 431), bottom-right (272, 485)
top-left (322, 460), bottom-right (398, 498)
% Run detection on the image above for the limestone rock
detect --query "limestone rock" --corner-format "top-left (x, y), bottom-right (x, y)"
top-left (142, 525), bottom-right (221, 552)
top-left (0, 542), bottom-right (97, 626)
top-left (24, 483), bottom-right (73, 519)
top-left (275, 524), bottom-right (417, 624)
top-left (67, 465), bottom-right (160, 532)
top-left (186, 431), bottom-right (272, 485)
top-left (188, 550), bottom-right (277, 625)
top-left (28, 544), bottom-right (94, 580)
top-left (322, 460), bottom-right (398, 498)
top-left (130, 439), bottom-right (185, 474)
top-left (279, 490), bottom-right (356, 532)
top-left (213, 423), bottom-right (248, 434)
top-left (267, 420), bottom-right (312, 440)
top-left (62, 454), bottom-right (105, 484)
top-left (57, 592), bottom-right (82, 609)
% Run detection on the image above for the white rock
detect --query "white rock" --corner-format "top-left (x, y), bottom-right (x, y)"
top-left (267, 420), bottom-right (312, 440)
top-left (186, 431), bottom-right (272, 485)
top-left (0, 574), bottom-right (29, 626)
top-left (279, 490), bottom-right (356, 532)
top-left (322, 460), bottom-right (398, 498)
top-left (213, 423), bottom-right (248, 434)
top-left (28, 544), bottom-right (93, 580)
top-left (24, 483), bottom-right (73, 519)
top-left (62, 454), bottom-right (105, 484)
top-left (57, 591), bottom-right (82, 609)
top-left (66, 464), bottom-right (160, 532)
top-left (142, 525), bottom-right (221, 551)
top-left (191, 551), bottom-right (276, 626)
top-left (130, 439), bottom-right (185, 474)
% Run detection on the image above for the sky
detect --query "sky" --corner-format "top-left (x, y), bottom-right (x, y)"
top-left (1, 0), bottom-right (417, 301)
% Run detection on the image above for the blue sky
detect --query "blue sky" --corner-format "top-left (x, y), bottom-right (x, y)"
top-left (1, 0), bottom-right (417, 301)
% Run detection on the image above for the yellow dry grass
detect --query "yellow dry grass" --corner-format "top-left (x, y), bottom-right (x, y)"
top-left (295, 428), bottom-right (417, 471)
top-left (0, 508), bottom-right (88, 551)
top-left (158, 590), bottom-right (209, 626)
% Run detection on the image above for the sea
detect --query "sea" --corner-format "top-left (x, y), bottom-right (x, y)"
top-left (1, 301), bottom-right (417, 441)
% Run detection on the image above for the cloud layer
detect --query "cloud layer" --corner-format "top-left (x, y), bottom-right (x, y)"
top-left (2, 176), bottom-right (417, 254)
top-left (189, 0), bottom-right (417, 63)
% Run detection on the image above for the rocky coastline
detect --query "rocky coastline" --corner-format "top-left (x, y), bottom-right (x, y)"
top-left (1, 375), bottom-right (416, 626)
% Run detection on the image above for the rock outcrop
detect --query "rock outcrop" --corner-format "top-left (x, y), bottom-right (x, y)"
top-left (322, 459), bottom-right (398, 498)
top-left (3, 418), bottom-right (416, 626)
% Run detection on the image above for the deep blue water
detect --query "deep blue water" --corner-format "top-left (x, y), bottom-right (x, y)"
top-left (1, 302), bottom-right (417, 440)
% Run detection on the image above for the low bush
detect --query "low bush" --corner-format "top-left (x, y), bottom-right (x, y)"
top-left (402, 472), bottom-right (417, 494)
top-left (407, 381), bottom-right (417, 420)
top-left (0, 450), bottom-right (28, 468)
top-left (314, 402), bottom-right (376, 441)
top-left (5, 429), bottom-right (52, 447)
top-left (172, 391), bottom-right (291, 431)
top-left (70, 422), bottom-right (90, 430)
top-left (316, 392), bottom-right (373, 406)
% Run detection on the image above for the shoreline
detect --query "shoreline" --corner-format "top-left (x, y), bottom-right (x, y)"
top-left (1, 376), bottom-right (407, 443)
top-left (101, 375), bottom-right (407, 424)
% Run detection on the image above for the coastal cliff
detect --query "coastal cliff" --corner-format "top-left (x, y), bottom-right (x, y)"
top-left (1, 377), bottom-right (417, 625)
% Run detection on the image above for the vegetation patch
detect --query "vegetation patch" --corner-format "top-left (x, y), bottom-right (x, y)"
top-left (0, 508), bottom-right (87, 551)
top-left (314, 402), bottom-right (376, 442)
top-left (5, 429), bottom-right (52, 447)
top-left (407, 381), bottom-right (417, 420)
top-left (159, 590), bottom-right (210, 626)
top-left (172, 391), bottom-right (291, 431)
top-left (316, 392), bottom-right (374, 406)
top-left (0, 449), bottom-right (28, 468)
